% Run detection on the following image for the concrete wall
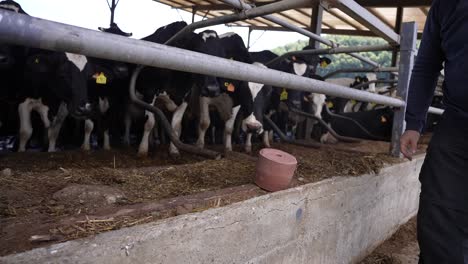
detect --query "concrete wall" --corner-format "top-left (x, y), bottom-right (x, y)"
top-left (1, 156), bottom-right (424, 264)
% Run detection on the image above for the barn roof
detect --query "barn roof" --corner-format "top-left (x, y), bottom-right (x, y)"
top-left (153, 0), bottom-right (431, 38)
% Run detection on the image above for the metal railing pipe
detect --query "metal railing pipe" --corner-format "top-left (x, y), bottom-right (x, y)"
top-left (0, 11), bottom-right (405, 108)
top-left (266, 44), bottom-right (394, 66)
top-left (323, 67), bottom-right (399, 79)
top-left (218, 0), bottom-right (382, 68)
top-left (165, 0), bottom-right (311, 45)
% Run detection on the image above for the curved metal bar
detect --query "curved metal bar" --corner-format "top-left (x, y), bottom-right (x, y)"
top-left (322, 106), bottom-right (387, 141)
top-left (129, 66), bottom-right (221, 160)
top-left (288, 108), bottom-right (362, 143)
top-left (351, 79), bottom-right (398, 90)
top-left (323, 67), bottom-right (399, 79)
top-left (263, 115), bottom-right (322, 149)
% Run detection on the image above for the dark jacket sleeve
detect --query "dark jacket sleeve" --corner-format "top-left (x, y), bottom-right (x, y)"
top-left (405, 0), bottom-right (444, 133)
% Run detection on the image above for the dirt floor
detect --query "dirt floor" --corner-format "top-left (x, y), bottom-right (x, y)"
top-left (360, 217), bottom-right (419, 264)
top-left (0, 139), bottom-right (424, 256)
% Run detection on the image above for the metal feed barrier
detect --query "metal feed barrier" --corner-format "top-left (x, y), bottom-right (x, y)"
top-left (0, 0), bottom-right (444, 157)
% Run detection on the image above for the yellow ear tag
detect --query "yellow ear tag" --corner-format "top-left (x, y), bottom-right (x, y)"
top-left (370, 102), bottom-right (376, 107)
top-left (327, 101), bottom-right (334, 108)
top-left (227, 83), bottom-right (235, 92)
top-left (320, 61), bottom-right (328, 68)
top-left (380, 116), bottom-right (387, 123)
top-left (96, 72), bottom-right (107, 84)
top-left (350, 99), bottom-right (357, 105)
top-left (280, 89), bottom-right (288, 101)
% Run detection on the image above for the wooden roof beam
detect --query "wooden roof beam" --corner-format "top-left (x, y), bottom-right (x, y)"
top-left (326, 9), bottom-right (363, 30)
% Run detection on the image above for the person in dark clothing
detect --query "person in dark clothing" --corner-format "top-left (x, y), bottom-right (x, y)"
top-left (400, 0), bottom-right (468, 263)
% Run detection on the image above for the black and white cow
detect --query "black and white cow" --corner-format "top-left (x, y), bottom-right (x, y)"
top-left (17, 49), bottom-right (93, 152)
top-left (312, 107), bottom-right (394, 143)
top-left (188, 32), bottom-right (273, 154)
top-left (249, 50), bottom-right (327, 140)
top-left (80, 22), bottom-right (132, 151)
top-left (126, 22), bottom-right (229, 156)
top-left (0, 0), bottom-right (93, 152)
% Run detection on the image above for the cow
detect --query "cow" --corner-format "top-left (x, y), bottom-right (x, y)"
top-left (125, 23), bottom-right (248, 157)
top-left (80, 24), bottom-right (132, 151)
top-left (312, 107), bottom-right (395, 144)
top-left (249, 49), bottom-right (327, 140)
top-left (17, 49), bottom-right (93, 152)
top-left (191, 32), bottom-right (269, 154)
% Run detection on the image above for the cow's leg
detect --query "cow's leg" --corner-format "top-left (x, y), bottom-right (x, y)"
top-left (169, 101), bottom-right (188, 156)
top-left (100, 97), bottom-right (111, 150)
top-left (245, 133), bottom-right (253, 154)
top-left (137, 110), bottom-right (155, 157)
top-left (36, 101), bottom-right (50, 129)
top-left (123, 111), bottom-right (131, 146)
top-left (196, 97), bottom-right (211, 149)
top-left (81, 119), bottom-right (94, 151)
top-left (18, 100), bottom-right (33, 152)
top-left (263, 131), bottom-right (271, 148)
top-left (48, 103), bottom-right (68, 152)
top-left (223, 105), bottom-right (240, 152)
top-left (103, 130), bottom-right (111, 150)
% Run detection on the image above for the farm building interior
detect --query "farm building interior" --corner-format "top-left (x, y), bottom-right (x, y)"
top-left (0, 0), bottom-right (443, 263)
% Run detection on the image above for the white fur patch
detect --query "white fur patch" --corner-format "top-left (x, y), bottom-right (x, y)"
top-left (0, 4), bottom-right (20, 12)
top-left (242, 113), bottom-right (263, 134)
top-left (99, 97), bottom-right (110, 113)
top-left (219, 32), bottom-right (236, 39)
top-left (202, 32), bottom-right (217, 42)
top-left (65, 53), bottom-right (87, 72)
top-left (248, 82), bottom-right (264, 101)
top-left (311, 93), bottom-right (326, 118)
top-left (293, 62), bottom-right (307, 76)
top-left (366, 73), bottom-right (377, 93)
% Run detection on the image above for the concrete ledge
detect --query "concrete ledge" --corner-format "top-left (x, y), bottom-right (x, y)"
top-left (1, 156), bottom-right (424, 264)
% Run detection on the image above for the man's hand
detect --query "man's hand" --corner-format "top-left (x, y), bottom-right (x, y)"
top-left (400, 130), bottom-right (421, 160)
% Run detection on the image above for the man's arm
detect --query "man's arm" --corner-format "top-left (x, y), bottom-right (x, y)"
top-left (401, 0), bottom-right (444, 159)
top-left (405, 0), bottom-right (444, 132)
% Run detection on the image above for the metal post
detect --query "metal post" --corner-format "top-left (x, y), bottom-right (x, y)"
top-left (309, 3), bottom-right (323, 49)
top-left (302, 2), bottom-right (324, 140)
top-left (218, 0), bottom-right (382, 68)
top-left (192, 6), bottom-right (196, 23)
top-left (0, 11), bottom-right (405, 107)
top-left (247, 27), bottom-right (252, 49)
top-left (165, 0), bottom-right (312, 45)
top-left (110, 0), bottom-right (116, 25)
top-left (390, 22), bottom-right (417, 157)
top-left (391, 7), bottom-right (403, 79)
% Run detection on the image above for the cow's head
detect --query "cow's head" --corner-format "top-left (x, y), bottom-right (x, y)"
top-left (54, 53), bottom-right (93, 119)
top-left (192, 31), bottom-right (226, 97)
top-left (0, 0), bottom-right (27, 14)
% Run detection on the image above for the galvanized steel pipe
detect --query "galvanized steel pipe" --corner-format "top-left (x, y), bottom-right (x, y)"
top-left (266, 44), bottom-right (394, 66)
top-left (0, 11), bottom-right (405, 107)
top-left (165, 0), bottom-right (311, 45)
top-left (218, 0), bottom-right (382, 68)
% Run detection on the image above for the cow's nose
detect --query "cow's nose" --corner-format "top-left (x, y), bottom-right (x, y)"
top-left (247, 123), bottom-right (262, 133)
top-left (78, 103), bottom-right (92, 115)
top-left (207, 85), bottom-right (220, 97)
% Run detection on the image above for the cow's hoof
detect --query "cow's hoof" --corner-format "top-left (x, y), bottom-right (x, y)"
top-left (137, 151), bottom-right (148, 158)
top-left (245, 147), bottom-right (252, 155)
top-left (103, 145), bottom-right (111, 151)
top-left (81, 146), bottom-right (91, 152)
top-left (169, 151), bottom-right (181, 160)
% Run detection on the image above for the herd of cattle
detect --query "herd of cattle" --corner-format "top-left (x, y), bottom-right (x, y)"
top-left (0, 0), bottom-right (443, 156)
